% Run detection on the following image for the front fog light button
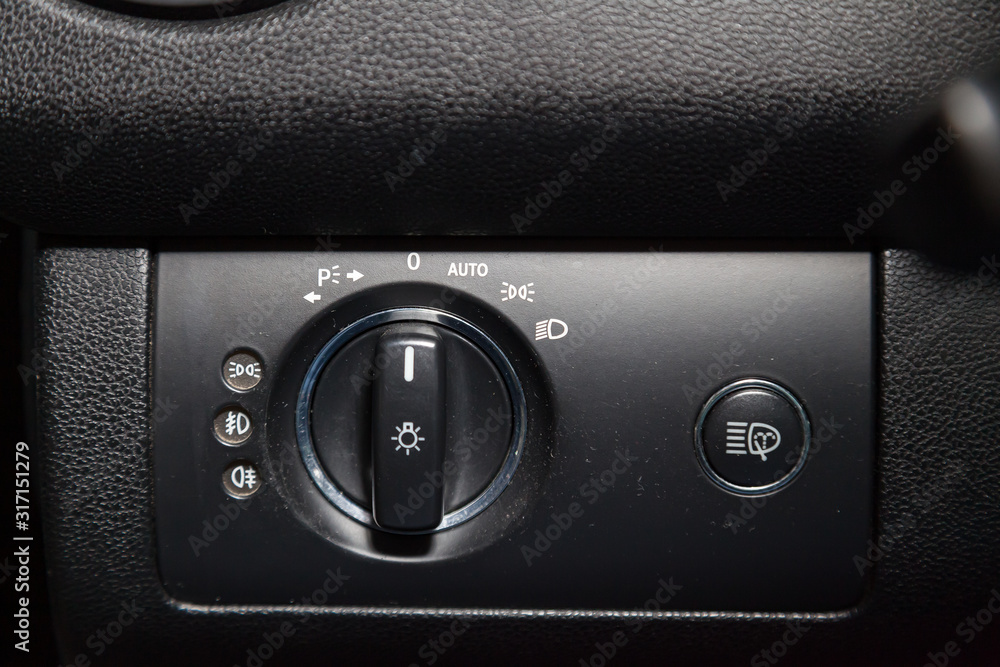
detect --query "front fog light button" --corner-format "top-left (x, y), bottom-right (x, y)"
top-left (695, 379), bottom-right (810, 494)
top-left (214, 406), bottom-right (253, 445)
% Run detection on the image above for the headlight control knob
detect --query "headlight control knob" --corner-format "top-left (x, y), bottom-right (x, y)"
top-left (296, 309), bottom-right (526, 533)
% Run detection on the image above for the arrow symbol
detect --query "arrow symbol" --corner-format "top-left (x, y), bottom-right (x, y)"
top-left (346, 270), bottom-right (364, 282)
top-left (304, 292), bottom-right (322, 303)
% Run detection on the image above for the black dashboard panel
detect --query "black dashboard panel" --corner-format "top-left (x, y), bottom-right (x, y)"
top-left (151, 245), bottom-right (873, 611)
top-left (9, 0), bottom-right (1000, 663)
top-left (32, 245), bottom-right (1000, 665)
top-left (2, 0), bottom-right (1000, 237)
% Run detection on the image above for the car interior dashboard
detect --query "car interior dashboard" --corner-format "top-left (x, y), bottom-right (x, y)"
top-left (3, 0), bottom-right (1000, 665)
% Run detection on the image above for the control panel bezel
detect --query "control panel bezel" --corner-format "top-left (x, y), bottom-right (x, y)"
top-left (151, 240), bottom-right (874, 612)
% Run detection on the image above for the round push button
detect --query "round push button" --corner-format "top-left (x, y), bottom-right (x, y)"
top-left (222, 351), bottom-right (263, 391)
top-left (222, 460), bottom-right (262, 499)
top-left (213, 406), bottom-right (253, 445)
top-left (695, 379), bottom-right (810, 495)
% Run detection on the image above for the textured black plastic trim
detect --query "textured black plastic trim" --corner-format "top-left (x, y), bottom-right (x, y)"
top-left (5, 1), bottom-right (1000, 237)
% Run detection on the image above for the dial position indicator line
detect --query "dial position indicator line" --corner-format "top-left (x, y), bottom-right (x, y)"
top-left (404, 346), bottom-right (415, 382)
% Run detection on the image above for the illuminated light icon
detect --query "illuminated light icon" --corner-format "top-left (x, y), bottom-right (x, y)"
top-left (225, 410), bottom-right (251, 437)
top-left (317, 266), bottom-right (341, 286)
top-left (404, 346), bottom-right (415, 382)
top-left (535, 318), bottom-right (568, 341)
top-left (501, 282), bottom-right (535, 302)
top-left (230, 464), bottom-right (258, 490)
top-left (391, 422), bottom-right (425, 455)
top-left (725, 421), bottom-right (782, 461)
top-left (228, 361), bottom-right (260, 379)
top-left (214, 407), bottom-right (253, 444)
top-left (222, 352), bottom-right (264, 390)
top-left (223, 460), bottom-right (262, 498)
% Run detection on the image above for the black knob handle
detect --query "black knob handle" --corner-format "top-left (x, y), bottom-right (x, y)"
top-left (371, 325), bottom-right (447, 531)
top-left (306, 315), bottom-right (516, 533)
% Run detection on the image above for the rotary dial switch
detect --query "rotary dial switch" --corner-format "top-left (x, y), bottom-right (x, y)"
top-left (303, 313), bottom-right (521, 533)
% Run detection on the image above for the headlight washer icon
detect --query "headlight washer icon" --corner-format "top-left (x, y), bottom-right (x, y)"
top-left (725, 421), bottom-right (782, 460)
top-left (694, 378), bottom-right (811, 495)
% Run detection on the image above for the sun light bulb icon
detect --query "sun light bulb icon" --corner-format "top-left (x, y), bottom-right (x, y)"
top-left (391, 422), bottom-right (425, 455)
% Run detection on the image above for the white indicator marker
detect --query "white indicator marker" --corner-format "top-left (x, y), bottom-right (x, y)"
top-left (404, 346), bottom-right (415, 382)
